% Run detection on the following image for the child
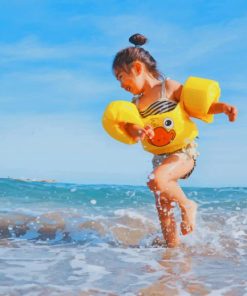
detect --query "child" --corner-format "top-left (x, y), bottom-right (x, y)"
top-left (111, 33), bottom-right (238, 247)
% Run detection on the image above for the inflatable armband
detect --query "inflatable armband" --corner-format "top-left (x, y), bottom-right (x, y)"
top-left (102, 100), bottom-right (144, 144)
top-left (181, 76), bottom-right (220, 123)
top-left (102, 77), bottom-right (221, 153)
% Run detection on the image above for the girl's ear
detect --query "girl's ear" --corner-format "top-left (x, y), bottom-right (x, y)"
top-left (132, 61), bottom-right (143, 75)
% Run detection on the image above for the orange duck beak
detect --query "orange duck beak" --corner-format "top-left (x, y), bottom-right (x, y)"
top-left (148, 127), bottom-right (176, 147)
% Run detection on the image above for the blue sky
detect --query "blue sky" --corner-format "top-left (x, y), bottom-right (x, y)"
top-left (0, 0), bottom-right (246, 186)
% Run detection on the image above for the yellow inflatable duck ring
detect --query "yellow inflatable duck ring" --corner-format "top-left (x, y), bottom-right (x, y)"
top-left (102, 77), bottom-right (220, 154)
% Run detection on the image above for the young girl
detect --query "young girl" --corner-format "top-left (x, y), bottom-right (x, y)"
top-left (111, 33), bottom-right (238, 247)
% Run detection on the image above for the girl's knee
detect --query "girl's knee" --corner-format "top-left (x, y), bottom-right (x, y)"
top-left (147, 170), bottom-right (171, 192)
top-left (156, 198), bottom-right (174, 210)
top-left (147, 178), bottom-right (156, 191)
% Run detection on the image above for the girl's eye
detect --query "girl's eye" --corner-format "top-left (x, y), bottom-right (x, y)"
top-left (163, 118), bottom-right (174, 129)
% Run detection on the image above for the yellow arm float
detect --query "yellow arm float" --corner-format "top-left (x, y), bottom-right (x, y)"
top-left (102, 77), bottom-right (221, 150)
top-left (102, 100), bottom-right (144, 144)
top-left (181, 76), bottom-right (220, 123)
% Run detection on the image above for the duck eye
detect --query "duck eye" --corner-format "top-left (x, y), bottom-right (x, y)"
top-left (163, 118), bottom-right (174, 129)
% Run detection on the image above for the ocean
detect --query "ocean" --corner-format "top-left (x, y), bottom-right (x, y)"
top-left (0, 178), bottom-right (246, 296)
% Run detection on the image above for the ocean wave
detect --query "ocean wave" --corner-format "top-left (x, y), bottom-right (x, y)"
top-left (1, 179), bottom-right (247, 295)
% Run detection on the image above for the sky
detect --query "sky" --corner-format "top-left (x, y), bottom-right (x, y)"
top-left (0, 0), bottom-right (246, 187)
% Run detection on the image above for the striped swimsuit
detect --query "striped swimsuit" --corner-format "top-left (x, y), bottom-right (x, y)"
top-left (133, 78), bottom-right (197, 179)
top-left (134, 78), bottom-right (177, 117)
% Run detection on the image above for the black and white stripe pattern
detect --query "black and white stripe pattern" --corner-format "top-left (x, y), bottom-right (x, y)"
top-left (139, 99), bottom-right (177, 118)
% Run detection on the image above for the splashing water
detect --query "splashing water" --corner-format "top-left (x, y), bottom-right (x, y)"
top-left (0, 178), bottom-right (246, 295)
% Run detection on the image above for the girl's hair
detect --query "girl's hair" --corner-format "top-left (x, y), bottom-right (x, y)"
top-left (112, 33), bottom-right (162, 79)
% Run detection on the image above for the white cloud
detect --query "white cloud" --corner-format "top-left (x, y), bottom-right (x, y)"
top-left (0, 69), bottom-right (118, 112)
top-left (70, 13), bottom-right (247, 69)
top-left (0, 113), bottom-right (150, 184)
top-left (3, 14), bottom-right (246, 68)
top-left (0, 113), bottom-right (245, 186)
top-left (0, 8), bottom-right (246, 187)
top-left (0, 36), bottom-right (112, 64)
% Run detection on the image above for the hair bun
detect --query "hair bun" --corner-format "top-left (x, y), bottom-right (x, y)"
top-left (129, 33), bottom-right (147, 46)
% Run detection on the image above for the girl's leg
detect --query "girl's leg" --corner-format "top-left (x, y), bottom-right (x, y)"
top-left (154, 194), bottom-right (180, 247)
top-left (148, 153), bottom-right (197, 236)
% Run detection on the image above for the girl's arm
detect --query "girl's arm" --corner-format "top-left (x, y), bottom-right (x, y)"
top-left (167, 79), bottom-right (238, 122)
top-left (119, 123), bottom-right (154, 142)
top-left (208, 102), bottom-right (238, 122)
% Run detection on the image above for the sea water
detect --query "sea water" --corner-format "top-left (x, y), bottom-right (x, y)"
top-left (0, 178), bottom-right (246, 296)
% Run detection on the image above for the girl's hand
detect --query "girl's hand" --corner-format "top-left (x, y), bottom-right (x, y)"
top-left (124, 123), bottom-right (154, 142)
top-left (223, 104), bottom-right (238, 122)
top-left (208, 102), bottom-right (238, 122)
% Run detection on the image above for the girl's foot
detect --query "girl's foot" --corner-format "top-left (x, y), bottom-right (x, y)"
top-left (152, 236), bottom-right (180, 248)
top-left (152, 236), bottom-right (167, 247)
top-left (180, 200), bottom-right (197, 235)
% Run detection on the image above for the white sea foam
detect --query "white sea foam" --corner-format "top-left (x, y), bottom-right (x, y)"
top-left (1, 180), bottom-right (247, 295)
top-left (113, 209), bottom-right (155, 224)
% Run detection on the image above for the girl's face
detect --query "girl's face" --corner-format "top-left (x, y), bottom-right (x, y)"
top-left (115, 62), bottom-right (146, 95)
